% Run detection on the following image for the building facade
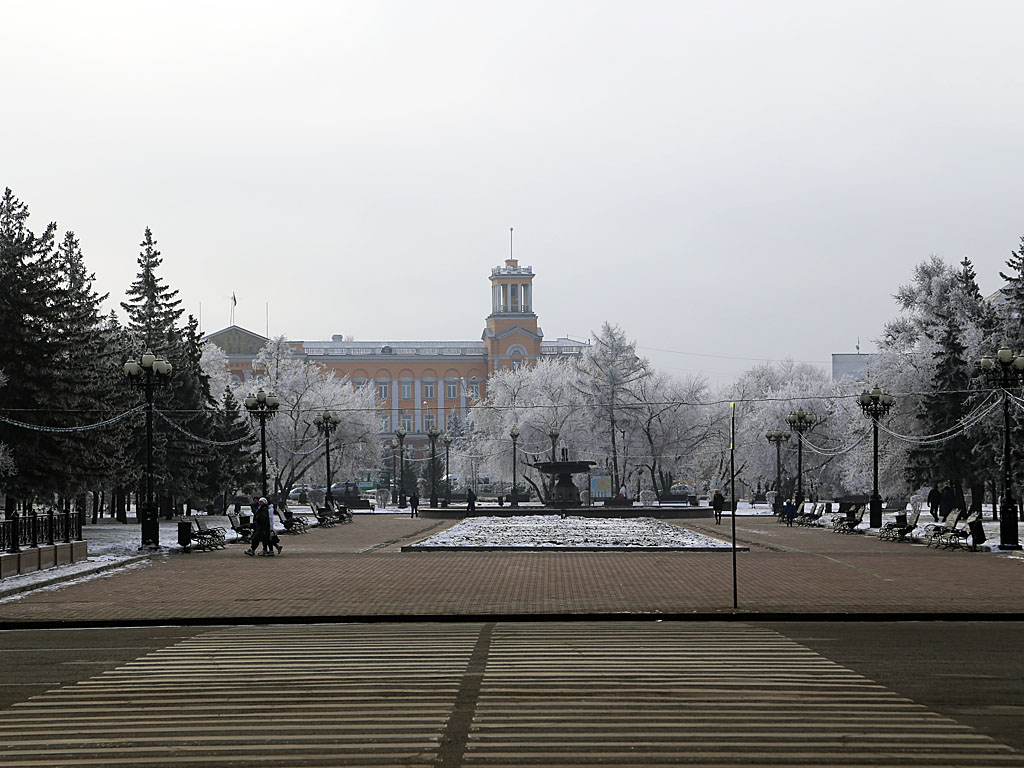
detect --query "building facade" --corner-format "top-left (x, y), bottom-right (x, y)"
top-left (205, 258), bottom-right (588, 440)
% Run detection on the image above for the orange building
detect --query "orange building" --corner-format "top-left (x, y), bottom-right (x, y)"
top-left (205, 258), bottom-right (588, 441)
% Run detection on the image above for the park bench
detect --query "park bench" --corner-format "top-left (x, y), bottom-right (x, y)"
top-left (795, 503), bottom-right (825, 526)
top-left (275, 508), bottom-right (308, 534)
top-left (194, 517), bottom-right (227, 546)
top-left (311, 503), bottom-right (338, 527)
top-left (879, 507), bottom-right (922, 542)
top-left (833, 504), bottom-right (866, 534)
top-left (227, 513), bottom-right (252, 542)
top-left (937, 511), bottom-right (981, 550)
top-left (923, 510), bottom-right (961, 547)
top-left (829, 502), bottom-right (854, 531)
top-left (177, 517), bottom-right (225, 552)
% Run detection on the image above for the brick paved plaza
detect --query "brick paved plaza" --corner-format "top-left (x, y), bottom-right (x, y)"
top-left (2, 512), bottom-right (1022, 625)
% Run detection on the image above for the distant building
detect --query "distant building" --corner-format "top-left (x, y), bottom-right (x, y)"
top-left (205, 257), bottom-right (589, 439)
top-left (831, 353), bottom-right (876, 382)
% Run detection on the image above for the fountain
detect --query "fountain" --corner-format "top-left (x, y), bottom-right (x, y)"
top-left (531, 455), bottom-right (596, 509)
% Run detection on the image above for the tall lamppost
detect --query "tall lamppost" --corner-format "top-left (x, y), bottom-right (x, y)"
top-left (427, 424), bottom-right (440, 507)
top-left (549, 424), bottom-right (560, 462)
top-left (980, 347), bottom-right (1024, 550)
top-left (443, 434), bottom-right (452, 507)
top-left (391, 437), bottom-right (399, 505)
top-left (244, 388), bottom-right (280, 500)
top-left (124, 349), bottom-right (173, 548)
top-left (510, 426), bottom-right (520, 507)
top-left (786, 409), bottom-right (815, 506)
top-left (765, 429), bottom-right (790, 509)
top-left (858, 386), bottom-right (896, 528)
top-left (395, 425), bottom-right (407, 509)
top-left (314, 410), bottom-right (340, 507)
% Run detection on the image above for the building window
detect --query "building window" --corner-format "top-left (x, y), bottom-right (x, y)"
top-left (423, 382), bottom-right (435, 399)
top-left (380, 415), bottom-right (391, 432)
top-left (446, 382), bottom-right (458, 400)
top-left (377, 382), bottom-right (389, 400)
top-left (424, 413), bottom-right (436, 431)
top-left (401, 382), bottom-right (412, 399)
top-left (401, 414), bottom-right (413, 433)
top-left (470, 381), bottom-right (480, 398)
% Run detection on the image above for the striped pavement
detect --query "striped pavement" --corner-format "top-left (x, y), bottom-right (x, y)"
top-left (1, 622), bottom-right (1021, 767)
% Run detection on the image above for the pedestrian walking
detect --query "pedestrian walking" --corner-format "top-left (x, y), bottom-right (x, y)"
top-left (410, 492), bottom-right (419, 518)
top-left (940, 484), bottom-right (955, 521)
top-left (927, 486), bottom-right (942, 521)
top-left (466, 488), bottom-right (476, 517)
top-left (245, 497), bottom-right (273, 557)
top-left (784, 498), bottom-right (797, 526)
top-left (712, 489), bottom-right (725, 525)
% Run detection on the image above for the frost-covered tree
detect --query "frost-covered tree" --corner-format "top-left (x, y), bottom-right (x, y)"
top-left (120, 227), bottom-right (182, 351)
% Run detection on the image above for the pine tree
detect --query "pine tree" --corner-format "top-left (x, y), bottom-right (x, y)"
top-left (120, 227), bottom-right (182, 352)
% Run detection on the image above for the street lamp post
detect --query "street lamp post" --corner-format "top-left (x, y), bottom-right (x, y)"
top-left (313, 410), bottom-right (340, 507)
top-left (765, 429), bottom-right (790, 510)
top-left (786, 409), bottom-right (815, 507)
top-left (510, 426), bottom-right (520, 507)
top-left (428, 425), bottom-right (440, 508)
top-left (980, 347), bottom-right (1024, 550)
top-left (549, 425), bottom-right (560, 462)
top-left (395, 425), bottom-right (407, 509)
top-left (244, 388), bottom-right (280, 500)
top-left (858, 386), bottom-right (896, 528)
top-left (124, 349), bottom-right (173, 548)
top-left (391, 438), bottom-right (399, 506)
top-left (443, 434), bottom-right (452, 507)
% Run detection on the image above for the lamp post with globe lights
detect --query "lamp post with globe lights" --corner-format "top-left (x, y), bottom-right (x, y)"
top-left (859, 386), bottom-right (896, 529)
top-left (124, 349), bottom-right (173, 548)
top-left (443, 434), bottom-right (452, 507)
top-left (391, 437), bottom-right (399, 505)
top-left (765, 429), bottom-right (790, 511)
top-left (313, 410), bottom-right (340, 507)
top-left (427, 425), bottom-right (440, 507)
top-left (395, 425), bottom-right (407, 509)
top-left (980, 347), bottom-right (1024, 550)
top-left (510, 426), bottom-right (520, 507)
top-left (548, 424), bottom-right (560, 462)
top-left (786, 409), bottom-right (815, 506)
top-left (244, 388), bottom-right (280, 500)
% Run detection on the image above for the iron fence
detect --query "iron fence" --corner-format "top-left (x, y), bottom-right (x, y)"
top-left (1, 510), bottom-right (83, 553)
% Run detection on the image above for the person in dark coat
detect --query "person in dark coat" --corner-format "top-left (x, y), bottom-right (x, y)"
top-left (466, 488), bottom-right (476, 517)
top-left (940, 485), bottom-right (956, 521)
top-left (712, 490), bottom-right (725, 525)
top-left (927, 486), bottom-right (942, 521)
top-left (245, 497), bottom-right (272, 557)
top-left (409, 492), bottom-right (420, 518)
top-left (784, 498), bottom-right (797, 526)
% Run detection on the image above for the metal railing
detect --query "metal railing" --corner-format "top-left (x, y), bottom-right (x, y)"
top-left (1, 510), bottom-right (83, 553)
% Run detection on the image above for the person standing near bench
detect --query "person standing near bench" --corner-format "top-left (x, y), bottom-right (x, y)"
top-left (784, 498), bottom-right (797, 526)
top-left (409, 492), bottom-right (420, 518)
top-left (466, 488), bottom-right (476, 517)
top-left (245, 498), bottom-right (273, 557)
top-left (712, 489), bottom-right (724, 525)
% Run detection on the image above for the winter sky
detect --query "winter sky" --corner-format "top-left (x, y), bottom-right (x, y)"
top-left (4, 1), bottom-right (1024, 384)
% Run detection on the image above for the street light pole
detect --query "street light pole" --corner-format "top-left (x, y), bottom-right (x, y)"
top-left (244, 388), bottom-right (280, 500)
top-left (428, 425), bottom-right (439, 507)
top-left (314, 410), bottom-right (340, 507)
top-left (765, 429), bottom-right (790, 510)
top-left (391, 438), bottom-right (398, 506)
top-left (396, 425), bottom-right (407, 509)
top-left (980, 347), bottom-right (1024, 550)
top-left (124, 349), bottom-right (173, 548)
top-left (786, 409), bottom-right (815, 507)
top-left (443, 434), bottom-right (452, 508)
top-left (858, 386), bottom-right (896, 528)
top-left (510, 426), bottom-right (520, 507)
top-left (549, 425), bottom-right (560, 462)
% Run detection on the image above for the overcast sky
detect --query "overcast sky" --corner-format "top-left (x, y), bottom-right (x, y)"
top-left (4, 1), bottom-right (1024, 385)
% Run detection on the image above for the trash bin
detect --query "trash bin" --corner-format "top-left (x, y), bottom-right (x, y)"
top-left (178, 520), bottom-right (193, 551)
top-left (968, 518), bottom-right (986, 549)
top-left (895, 513), bottom-right (907, 528)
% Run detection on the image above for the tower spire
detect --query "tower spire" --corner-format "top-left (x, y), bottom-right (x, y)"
top-left (510, 227), bottom-right (513, 261)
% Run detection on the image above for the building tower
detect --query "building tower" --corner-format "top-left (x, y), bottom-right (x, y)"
top-left (483, 257), bottom-right (541, 374)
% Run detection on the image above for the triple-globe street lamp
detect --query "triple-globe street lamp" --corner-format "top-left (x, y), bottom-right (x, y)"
top-left (244, 388), bottom-right (280, 500)
top-left (764, 429), bottom-right (790, 511)
top-left (313, 410), bottom-right (340, 507)
top-left (510, 426), bottom-right (520, 507)
top-left (124, 349), bottom-right (173, 548)
top-left (427, 424), bottom-right (440, 508)
top-left (858, 386), bottom-right (896, 529)
top-left (443, 434), bottom-right (452, 507)
top-left (980, 347), bottom-right (1024, 550)
top-left (395, 425), bottom-right (407, 509)
top-left (786, 409), bottom-right (816, 507)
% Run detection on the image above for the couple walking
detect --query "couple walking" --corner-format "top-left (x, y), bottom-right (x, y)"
top-left (244, 497), bottom-right (282, 557)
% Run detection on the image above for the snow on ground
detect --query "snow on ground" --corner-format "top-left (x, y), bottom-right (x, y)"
top-left (411, 515), bottom-right (732, 549)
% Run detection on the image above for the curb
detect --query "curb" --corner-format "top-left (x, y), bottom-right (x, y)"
top-left (0, 555), bottom-right (152, 599)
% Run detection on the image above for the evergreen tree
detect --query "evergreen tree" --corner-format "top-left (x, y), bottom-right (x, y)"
top-left (0, 188), bottom-right (62, 507)
top-left (120, 227), bottom-right (182, 352)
